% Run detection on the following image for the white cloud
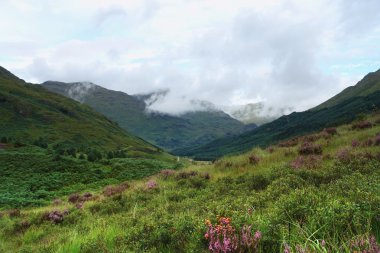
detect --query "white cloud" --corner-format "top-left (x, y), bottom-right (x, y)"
top-left (1, 0), bottom-right (380, 115)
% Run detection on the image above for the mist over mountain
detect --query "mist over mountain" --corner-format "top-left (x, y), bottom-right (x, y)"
top-left (222, 102), bottom-right (293, 125)
top-left (41, 81), bottom-right (256, 151)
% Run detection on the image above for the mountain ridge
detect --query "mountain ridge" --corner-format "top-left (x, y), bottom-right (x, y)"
top-left (41, 81), bottom-right (256, 151)
top-left (176, 68), bottom-right (380, 160)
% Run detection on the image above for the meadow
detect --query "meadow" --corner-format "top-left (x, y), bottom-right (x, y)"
top-left (0, 114), bottom-right (380, 252)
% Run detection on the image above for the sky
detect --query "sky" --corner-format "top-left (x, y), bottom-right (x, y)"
top-left (1, 0), bottom-right (380, 115)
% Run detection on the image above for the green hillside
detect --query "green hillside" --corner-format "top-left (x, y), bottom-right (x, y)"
top-left (0, 66), bottom-right (177, 208)
top-left (1, 113), bottom-right (379, 252)
top-left (313, 68), bottom-right (380, 110)
top-left (176, 69), bottom-right (380, 160)
top-left (41, 81), bottom-right (253, 151)
top-left (0, 67), bottom-right (160, 153)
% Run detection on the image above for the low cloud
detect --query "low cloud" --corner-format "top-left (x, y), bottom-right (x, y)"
top-left (1, 0), bottom-right (380, 116)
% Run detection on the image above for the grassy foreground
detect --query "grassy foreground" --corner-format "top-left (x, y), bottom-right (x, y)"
top-left (1, 115), bottom-right (380, 252)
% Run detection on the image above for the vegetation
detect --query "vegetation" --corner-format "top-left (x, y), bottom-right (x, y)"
top-left (0, 113), bottom-right (379, 252)
top-left (175, 69), bottom-right (380, 160)
top-left (0, 66), bottom-right (160, 153)
top-left (0, 144), bottom-right (178, 208)
top-left (41, 81), bottom-right (255, 151)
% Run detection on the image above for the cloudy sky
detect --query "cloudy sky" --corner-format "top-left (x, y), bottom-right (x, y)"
top-left (1, 0), bottom-right (380, 114)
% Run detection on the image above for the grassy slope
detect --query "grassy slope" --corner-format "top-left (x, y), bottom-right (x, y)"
top-left (0, 66), bottom-right (177, 208)
top-left (0, 114), bottom-right (379, 252)
top-left (176, 70), bottom-right (380, 160)
top-left (41, 81), bottom-right (249, 151)
top-left (313, 68), bottom-right (380, 110)
top-left (0, 67), bottom-right (157, 152)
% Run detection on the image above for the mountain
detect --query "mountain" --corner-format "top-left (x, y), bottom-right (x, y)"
top-left (313, 68), bottom-right (380, 110)
top-left (41, 81), bottom-right (255, 151)
top-left (0, 66), bottom-right (160, 155)
top-left (176, 69), bottom-right (380, 160)
top-left (223, 102), bottom-right (292, 125)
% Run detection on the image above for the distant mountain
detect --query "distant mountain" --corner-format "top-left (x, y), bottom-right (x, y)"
top-left (41, 82), bottom-right (255, 151)
top-left (0, 66), bottom-right (161, 155)
top-left (223, 102), bottom-right (292, 125)
top-left (176, 68), bottom-right (380, 160)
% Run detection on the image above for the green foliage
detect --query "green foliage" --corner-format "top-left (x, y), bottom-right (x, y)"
top-left (0, 66), bottom-right (163, 155)
top-left (0, 146), bottom-right (178, 209)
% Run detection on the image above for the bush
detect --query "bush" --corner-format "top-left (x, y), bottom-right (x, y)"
top-left (298, 142), bottom-right (322, 155)
top-left (146, 180), bottom-right (158, 190)
top-left (374, 135), bottom-right (380, 146)
top-left (351, 140), bottom-right (360, 147)
top-left (352, 121), bottom-right (372, 130)
top-left (42, 210), bottom-right (69, 224)
top-left (248, 154), bottom-right (260, 165)
top-left (324, 127), bottom-right (337, 135)
top-left (8, 209), bottom-right (21, 218)
top-left (68, 193), bottom-right (81, 204)
top-left (279, 139), bottom-right (298, 147)
top-left (291, 155), bottom-right (322, 170)
top-left (103, 183), bottom-right (130, 197)
top-left (335, 148), bottom-right (352, 163)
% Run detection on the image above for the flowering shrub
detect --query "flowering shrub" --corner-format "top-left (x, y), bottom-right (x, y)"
top-left (291, 155), bottom-right (322, 170)
top-left (351, 140), bottom-right (360, 147)
top-left (176, 171), bottom-right (198, 179)
top-left (348, 234), bottom-right (380, 253)
top-left (43, 210), bottom-right (69, 224)
top-left (298, 142), bottom-right (322, 155)
top-left (362, 138), bottom-right (373, 147)
top-left (204, 217), bottom-right (261, 253)
top-left (279, 139), bottom-right (298, 147)
top-left (290, 156), bottom-right (304, 170)
top-left (203, 172), bottom-right (211, 180)
top-left (374, 135), bottom-right (380, 146)
top-left (335, 148), bottom-right (352, 163)
top-left (146, 180), bottom-right (158, 190)
top-left (8, 209), bottom-right (21, 218)
top-left (160, 169), bottom-right (176, 179)
top-left (68, 193), bottom-right (81, 203)
top-left (352, 121), bottom-right (372, 130)
top-left (324, 127), bottom-right (337, 135)
top-left (248, 154), bottom-right (260, 165)
top-left (103, 183), bottom-right (129, 197)
top-left (266, 147), bottom-right (275, 153)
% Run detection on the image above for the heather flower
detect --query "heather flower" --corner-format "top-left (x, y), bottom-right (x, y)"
top-left (351, 140), bottom-right (360, 147)
top-left (103, 183), bottom-right (129, 196)
top-left (44, 210), bottom-right (69, 224)
top-left (335, 148), bottom-right (352, 163)
top-left (291, 156), bottom-right (304, 169)
top-left (324, 127), bottom-right (337, 135)
top-left (248, 154), bottom-right (260, 165)
top-left (348, 234), bottom-right (380, 252)
top-left (298, 142), bottom-right (322, 155)
top-left (284, 244), bottom-right (291, 253)
top-left (160, 169), bottom-right (176, 179)
top-left (146, 180), bottom-right (158, 190)
top-left (352, 121), bottom-right (372, 130)
top-left (68, 193), bottom-right (81, 203)
top-left (204, 217), bottom-right (261, 252)
top-left (374, 135), bottom-right (380, 146)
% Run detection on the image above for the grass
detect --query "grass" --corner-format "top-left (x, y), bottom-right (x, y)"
top-left (0, 114), bottom-right (379, 252)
